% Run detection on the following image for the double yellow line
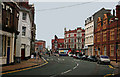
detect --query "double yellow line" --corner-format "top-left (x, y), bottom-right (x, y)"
top-left (1, 57), bottom-right (48, 75)
top-left (104, 65), bottom-right (114, 77)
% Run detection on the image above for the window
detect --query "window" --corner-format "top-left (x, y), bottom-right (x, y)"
top-left (6, 9), bottom-right (10, 27)
top-left (0, 35), bottom-right (2, 56)
top-left (1, 35), bottom-right (7, 56)
top-left (110, 44), bottom-right (114, 56)
top-left (22, 26), bottom-right (26, 36)
top-left (118, 44), bottom-right (120, 56)
top-left (22, 12), bottom-right (27, 20)
top-left (97, 33), bottom-right (100, 42)
top-left (110, 29), bottom-right (115, 40)
top-left (103, 46), bottom-right (107, 56)
top-left (71, 38), bottom-right (74, 43)
top-left (103, 31), bottom-right (107, 42)
top-left (117, 28), bottom-right (120, 39)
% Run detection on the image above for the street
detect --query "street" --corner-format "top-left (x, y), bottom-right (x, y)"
top-left (2, 55), bottom-right (114, 77)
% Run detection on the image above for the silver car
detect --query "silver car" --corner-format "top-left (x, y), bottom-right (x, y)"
top-left (97, 55), bottom-right (110, 64)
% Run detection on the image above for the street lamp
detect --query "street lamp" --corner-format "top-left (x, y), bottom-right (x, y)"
top-left (115, 17), bottom-right (118, 63)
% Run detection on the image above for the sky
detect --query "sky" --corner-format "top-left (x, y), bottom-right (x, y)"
top-left (29, 1), bottom-right (118, 48)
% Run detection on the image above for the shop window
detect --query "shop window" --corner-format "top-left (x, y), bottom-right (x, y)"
top-left (0, 35), bottom-right (2, 56)
top-left (1, 35), bottom-right (7, 57)
top-left (110, 44), bottom-right (114, 56)
top-left (8, 37), bottom-right (10, 46)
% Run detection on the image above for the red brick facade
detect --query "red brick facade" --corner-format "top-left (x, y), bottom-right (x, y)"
top-left (35, 40), bottom-right (46, 53)
top-left (64, 27), bottom-right (85, 50)
top-left (52, 35), bottom-right (64, 52)
top-left (94, 5), bottom-right (120, 61)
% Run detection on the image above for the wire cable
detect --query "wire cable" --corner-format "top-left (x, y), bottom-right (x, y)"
top-left (36, 0), bottom-right (97, 11)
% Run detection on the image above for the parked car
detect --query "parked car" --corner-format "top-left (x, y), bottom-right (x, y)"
top-left (87, 56), bottom-right (98, 62)
top-left (97, 55), bottom-right (110, 64)
top-left (73, 54), bottom-right (77, 58)
top-left (81, 55), bottom-right (88, 60)
top-left (68, 52), bottom-right (73, 57)
top-left (53, 53), bottom-right (59, 56)
top-left (77, 55), bottom-right (83, 59)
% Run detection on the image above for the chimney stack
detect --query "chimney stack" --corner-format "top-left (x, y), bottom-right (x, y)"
top-left (113, 9), bottom-right (115, 16)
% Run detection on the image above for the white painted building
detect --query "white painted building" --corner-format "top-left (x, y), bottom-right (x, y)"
top-left (85, 16), bottom-right (94, 56)
top-left (16, 8), bottom-right (31, 62)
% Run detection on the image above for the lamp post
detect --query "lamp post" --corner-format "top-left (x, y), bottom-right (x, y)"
top-left (115, 17), bottom-right (118, 63)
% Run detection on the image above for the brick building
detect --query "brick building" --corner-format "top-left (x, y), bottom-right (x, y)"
top-left (64, 27), bottom-right (85, 52)
top-left (94, 3), bottom-right (120, 60)
top-left (52, 35), bottom-right (64, 53)
top-left (35, 40), bottom-right (46, 53)
top-left (0, 1), bottom-right (19, 65)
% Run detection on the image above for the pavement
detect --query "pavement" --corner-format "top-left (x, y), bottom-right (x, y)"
top-left (1, 57), bottom-right (46, 74)
top-left (110, 61), bottom-right (120, 68)
top-left (110, 61), bottom-right (120, 76)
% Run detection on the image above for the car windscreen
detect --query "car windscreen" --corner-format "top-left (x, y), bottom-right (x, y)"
top-left (100, 56), bottom-right (109, 58)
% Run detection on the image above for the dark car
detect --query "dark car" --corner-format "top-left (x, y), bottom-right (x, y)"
top-left (81, 55), bottom-right (88, 60)
top-left (87, 56), bottom-right (98, 62)
top-left (76, 55), bottom-right (83, 59)
top-left (73, 54), bottom-right (77, 58)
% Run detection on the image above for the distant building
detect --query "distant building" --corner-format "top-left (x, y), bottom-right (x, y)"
top-left (35, 40), bottom-right (46, 53)
top-left (85, 16), bottom-right (94, 56)
top-left (0, 1), bottom-right (19, 65)
top-left (52, 35), bottom-right (64, 52)
top-left (64, 27), bottom-right (85, 52)
top-left (94, 3), bottom-right (120, 60)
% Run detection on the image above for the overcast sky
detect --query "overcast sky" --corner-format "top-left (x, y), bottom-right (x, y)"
top-left (30, 1), bottom-right (118, 48)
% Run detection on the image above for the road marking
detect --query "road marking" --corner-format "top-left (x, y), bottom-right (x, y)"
top-left (73, 63), bottom-right (79, 70)
top-left (61, 70), bottom-right (71, 74)
top-left (108, 65), bottom-right (114, 69)
top-left (61, 62), bottom-right (79, 75)
top-left (1, 57), bottom-right (48, 75)
top-left (104, 74), bottom-right (114, 77)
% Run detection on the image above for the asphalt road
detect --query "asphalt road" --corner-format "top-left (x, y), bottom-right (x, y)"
top-left (2, 55), bottom-right (114, 77)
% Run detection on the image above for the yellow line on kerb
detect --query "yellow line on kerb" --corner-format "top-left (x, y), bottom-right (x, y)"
top-left (104, 74), bottom-right (113, 77)
top-left (1, 57), bottom-right (48, 75)
top-left (108, 65), bottom-right (114, 69)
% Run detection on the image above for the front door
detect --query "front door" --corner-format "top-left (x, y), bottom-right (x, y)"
top-left (7, 47), bottom-right (10, 64)
top-left (21, 49), bottom-right (25, 60)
